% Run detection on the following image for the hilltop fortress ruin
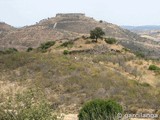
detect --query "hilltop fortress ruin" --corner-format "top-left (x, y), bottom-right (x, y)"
top-left (54, 13), bottom-right (94, 22)
top-left (38, 13), bottom-right (96, 33)
top-left (33, 13), bottom-right (134, 39)
top-left (56, 13), bottom-right (85, 18)
top-left (39, 13), bottom-right (93, 24)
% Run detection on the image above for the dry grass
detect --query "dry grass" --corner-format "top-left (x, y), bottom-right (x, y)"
top-left (0, 50), bottom-right (160, 114)
top-left (0, 80), bottom-right (26, 104)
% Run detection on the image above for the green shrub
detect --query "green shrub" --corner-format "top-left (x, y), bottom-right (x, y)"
top-left (39, 41), bottom-right (55, 51)
top-left (99, 20), bottom-right (103, 23)
top-left (60, 41), bottom-right (74, 48)
top-left (148, 65), bottom-right (160, 71)
top-left (63, 50), bottom-right (70, 55)
top-left (105, 38), bottom-right (117, 44)
top-left (135, 52), bottom-right (145, 58)
top-left (3, 48), bottom-right (18, 54)
top-left (78, 99), bottom-right (123, 120)
top-left (122, 48), bottom-right (130, 52)
top-left (139, 82), bottom-right (151, 87)
top-left (27, 47), bottom-right (33, 52)
top-left (0, 51), bottom-right (4, 55)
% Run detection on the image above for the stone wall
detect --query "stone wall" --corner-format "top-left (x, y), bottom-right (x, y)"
top-left (56, 13), bottom-right (85, 18)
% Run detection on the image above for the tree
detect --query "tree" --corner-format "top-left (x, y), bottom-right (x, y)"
top-left (27, 47), bottom-right (33, 52)
top-left (90, 27), bottom-right (105, 42)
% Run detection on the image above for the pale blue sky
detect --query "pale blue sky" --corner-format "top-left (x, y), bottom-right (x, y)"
top-left (0, 0), bottom-right (160, 27)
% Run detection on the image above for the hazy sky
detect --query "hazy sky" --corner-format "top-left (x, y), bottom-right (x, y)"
top-left (0, 0), bottom-right (160, 27)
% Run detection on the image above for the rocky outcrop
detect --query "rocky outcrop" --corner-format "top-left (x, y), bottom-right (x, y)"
top-left (0, 22), bottom-right (15, 32)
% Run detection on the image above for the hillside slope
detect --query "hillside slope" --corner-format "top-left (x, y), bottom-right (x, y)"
top-left (0, 38), bottom-right (160, 115)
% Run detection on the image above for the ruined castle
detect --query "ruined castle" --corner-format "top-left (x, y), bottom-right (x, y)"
top-left (38, 13), bottom-right (94, 33)
top-left (56, 13), bottom-right (85, 18)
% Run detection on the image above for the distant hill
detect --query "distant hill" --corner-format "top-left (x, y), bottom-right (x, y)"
top-left (122, 25), bottom-right (160, 42)
top-left (122, 25), bottom-right (160, 31)
top-left (0, 13), bottom-right (160, 58)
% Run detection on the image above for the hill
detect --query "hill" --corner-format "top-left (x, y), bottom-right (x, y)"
top-left (137, 30), bottom-right (160, 41)
top-left (0, 37), bottom-right (160, 118)
top-left (38, 13), bottom-right (135, 39)
top-left (122, 25), bottom-right (160, 31)
top-left (122, 25), bottom-right (160, 42)
top-left (0, 13), bottom-right (160, 59)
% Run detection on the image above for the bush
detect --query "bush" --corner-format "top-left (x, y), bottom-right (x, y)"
top-left (139, 82), bottom-right (151, 87)
top-left (99, 20), bottom-right (103, 23)
top-left (135, 52), bottom-right (145, 58)
top-left (105, 38), bottom-right (117, 44)
top-left (2, 48), bottom-right (18, 54)
top-left (78, 99), bottom-right (123, 120)
top-left (39, 41), bottom-right (55, 51)
top-left (0, 51), bottom-right (4, 55)
top-left (63, 50), bottom-right (70, 55)
top-left (148, 65), bottom-right (160, 71)
top-left (27, 47), bottom-right (33, 52)
top-left (82, 35), bottom-right (88, 40)
top-left (122, 48), bottom-right (130, 52)
top-left (60, 41), bottom-right (74, 48)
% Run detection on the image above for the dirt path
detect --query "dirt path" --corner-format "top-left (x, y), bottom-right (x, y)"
top-left (64, 114), bottom-right (78, 120)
